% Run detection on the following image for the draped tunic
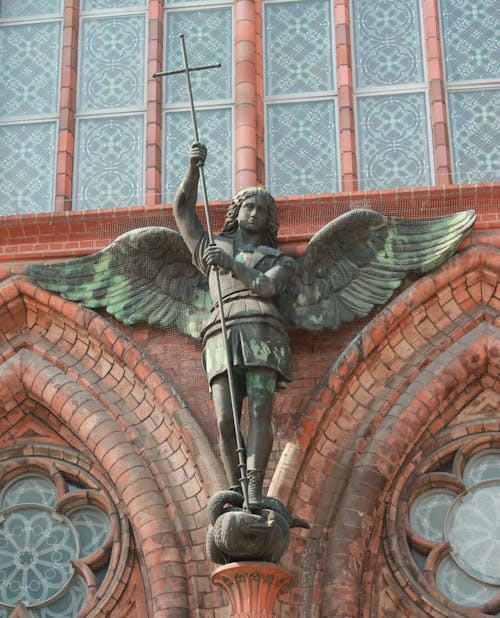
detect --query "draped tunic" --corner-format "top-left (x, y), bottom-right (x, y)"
top-left (192, 233), bottom-right (295, 388)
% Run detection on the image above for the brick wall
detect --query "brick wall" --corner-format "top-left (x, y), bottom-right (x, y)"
top-left (0, 203), bottom-right (499, 616)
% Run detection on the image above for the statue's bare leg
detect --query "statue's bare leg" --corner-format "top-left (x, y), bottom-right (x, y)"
top-left (245, 367), bottom-right (278, 509)
top-left (211, 371), bottom-right (245, 490)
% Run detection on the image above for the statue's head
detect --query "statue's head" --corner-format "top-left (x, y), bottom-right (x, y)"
top-left (221, 187), bottom-right (279, 248)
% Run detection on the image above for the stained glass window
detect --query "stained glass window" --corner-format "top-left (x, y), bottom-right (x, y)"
top-left (0, 121), bottom-right (58, 216)
top-left (74, 115), bottom-right (145, 209)
top-left (81, 0), bottom-right (146, 10)
top-left (164, 9), bottom-right (232, 105)
top-left (266, 100), bottom-right (340, 196)
top-left (162, 4), bottom-right (233, 202)
top-left (74, 7), bottom-right (147, 209)
top-left (0, 472), bottom-right (112, 618)
top-left (0, 0), bottom-right (62, 19)
top-left (356, 93), bottom-right (432, 190)
top-left (351, 0), bottom-right (424, 88)
top-left (351, 0), bottom-right (432, 190)
top-left (447, 88), bottom-right (499, 184)
top-left (264, 0), bottom-right (339, 196)
top-left (439, 0), bottom-right (500, 184)
top-left (78, 15), bottom-right (146, 112)
top-left (164, 109), bottom-right (232, 203)
top-left (264, 0), bottom-right (334, 96)
top-left (0, 6), bottom-right (62, 215)
top-left (0, 22), bottom-right (62, 117)
top-left (403, 446), bottom-right (500, 611)
top-left (439, 0), bottom-right (499, 82)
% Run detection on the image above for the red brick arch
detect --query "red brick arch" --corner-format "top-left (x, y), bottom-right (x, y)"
top-left (274, 244), bottom-right (500, 617)
top-left (0, 274), bottom-right (225, 617)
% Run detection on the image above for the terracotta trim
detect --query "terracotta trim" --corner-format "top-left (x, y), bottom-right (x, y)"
top-left (422, 0), bottom-right (452, 184)
top-left (334, 0), bottom-right (357, 192)
top-left (290, 243), bottom-right (499, 474)
top-left (0, 183), bottom-right (498, 265)
top-left (0, 273), bottom-right (231, 613)
top-left (146, 0), bottom-right (164, 207)
top-left (55, 0), bottom-right (79, 212)
top-left (234, 0), bottom-right (259, 190)
top-left (275, 244), bottom-right (499, 615)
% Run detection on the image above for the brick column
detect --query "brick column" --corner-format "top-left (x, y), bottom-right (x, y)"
top-left (423, 0), bottom-right (452, 185)
top-left (211, 562), bottom-right (292, 617)
top-left (334, 0), bottom-right (357, 192)
top-left (234, 0), bottom-right (261, 191)
top-left (146, 0), bottom-right (164, 206)
top-left (55, 0), bottom-right (79, 211)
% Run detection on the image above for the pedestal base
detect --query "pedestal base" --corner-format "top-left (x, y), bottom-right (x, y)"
top-left (211, 561), bottom-right (292, 617)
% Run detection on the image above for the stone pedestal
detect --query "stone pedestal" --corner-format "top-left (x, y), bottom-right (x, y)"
top-left (211, 561), bottom-right (292, 617)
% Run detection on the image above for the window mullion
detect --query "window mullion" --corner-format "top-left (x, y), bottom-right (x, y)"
top-left (422, 0), bottom-right (452, 185)
top-left (56, 1), bottom-right (80, 212)
top-left (335, 0), bottom-right (357, 192)
top-left (146, 0), bottom-right (164, 207)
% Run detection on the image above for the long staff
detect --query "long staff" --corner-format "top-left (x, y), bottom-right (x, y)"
top-left (155, 35), bottom-right (250, 510)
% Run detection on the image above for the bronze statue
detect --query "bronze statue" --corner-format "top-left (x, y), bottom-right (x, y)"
top-left (206, 490), bottom-right (309, 564)
top-left (173, 143), bottom-right (294, 509)
top-left (27, 148), bottom-right (476, 518)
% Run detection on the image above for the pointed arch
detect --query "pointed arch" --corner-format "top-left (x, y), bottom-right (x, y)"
top-left (272, 244), bottom-right (500, 617)
top-left (0, 274), bottom-right (226, 616)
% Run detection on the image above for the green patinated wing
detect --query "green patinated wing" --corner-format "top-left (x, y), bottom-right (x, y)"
top-left (27, 227), bottom-right (211, 339)
top-left (278, 209), bottom-right (476, 330)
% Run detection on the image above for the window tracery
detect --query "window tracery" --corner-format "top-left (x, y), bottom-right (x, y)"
top-left (0, 454), bottom-right (127, 618)
top-left (391, 434), bottom-right (500, 615)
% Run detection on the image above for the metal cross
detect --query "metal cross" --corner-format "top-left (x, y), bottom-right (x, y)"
top-left (154, 35), bottom-right (251, 511)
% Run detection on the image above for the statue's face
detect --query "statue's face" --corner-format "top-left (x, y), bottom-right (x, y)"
top-left (237, 192), bottom-right (269, 234)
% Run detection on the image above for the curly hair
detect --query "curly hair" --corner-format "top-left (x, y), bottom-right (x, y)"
top-left (220, 187), bottom-right (279, 248)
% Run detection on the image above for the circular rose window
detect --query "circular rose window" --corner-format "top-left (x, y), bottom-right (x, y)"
top-left (393, 439), bottom-right (500, 615)
top-left (0, 451), bottom-right (129, 618)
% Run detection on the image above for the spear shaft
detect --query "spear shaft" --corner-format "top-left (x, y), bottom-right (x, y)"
top-left (160, 34), bottom-right (250, 510)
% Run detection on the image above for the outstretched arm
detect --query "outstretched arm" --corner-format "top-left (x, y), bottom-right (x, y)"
top-left (173, 143), bottom-right (207, 253)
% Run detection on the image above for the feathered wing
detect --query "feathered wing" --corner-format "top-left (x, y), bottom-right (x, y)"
top-left (278, 209), bottom-right (476, 330)
top-left (26, 227), bottom-right (211, 339)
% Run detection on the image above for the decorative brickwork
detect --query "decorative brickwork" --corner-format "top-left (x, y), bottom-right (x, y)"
top-left (0, 220), bottom-right (499, 616)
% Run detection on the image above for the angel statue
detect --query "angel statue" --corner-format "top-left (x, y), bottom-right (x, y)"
top-left (27, 143), bottom-right (476, 516)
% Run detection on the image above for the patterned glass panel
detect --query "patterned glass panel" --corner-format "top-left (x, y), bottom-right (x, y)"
top-left (0, 0), bottom-right (62, 18)
top-left (31, 576), bottom-right (87, 618)
top-left (163, 108), bottom-right (232, 202)
top-left (0, 22), bottom-right (61, 117)
top-left (164, 9), bottom-right (232, 104)
top-left (436, 557), bottom-right (498, 607)
top-left (445, 481), bottom-right (500, 585)
top-left (0, 122), bottom-right (57, 215)
top-left (439, 0), bottom-right (499, 81)
top-left (0, 506), bottom-right (79, 607)
top-left (266, 100), bottom-right (340, 196)
top-left (464, 450), bottom-right (500, 486)
top-left (356, 93), bottom-right (432, 190)
top-left (409, 491), bottom-right (456, 542)
top-left (1, 476), bottom-right (57, 508)
top-left (448, 89), bottom-right (500, 184)
top-left (351, 0), bottom-right (424, 87)
top-left (78, 15), bottom-right (146, 111)
top-left (68, 508), bottom-right (111, 557)
top-left (81, 0), bottom-right (146, 10)
top-left (166, 0), bottom-right (215, 4)
top-left (74, 115), bottom-right (145, 210)
top-left (264, 0), bottom-right (334, 96)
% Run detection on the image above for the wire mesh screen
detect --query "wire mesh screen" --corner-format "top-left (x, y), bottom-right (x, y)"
top-left (22, 184), bottom-right (488, 488)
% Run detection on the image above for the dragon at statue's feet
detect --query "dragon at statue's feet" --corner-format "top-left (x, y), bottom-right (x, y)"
top-left (206, 490), bottom-right (309, 565)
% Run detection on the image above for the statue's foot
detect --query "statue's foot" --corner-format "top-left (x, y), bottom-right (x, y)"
top-left (247, 469), bottom-right (265, 513)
